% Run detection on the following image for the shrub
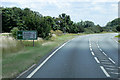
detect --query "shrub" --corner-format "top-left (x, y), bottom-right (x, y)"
top-left (11, 27), bottom-right (19, 39)
top-left (50, 30), bottom-right (63, 36)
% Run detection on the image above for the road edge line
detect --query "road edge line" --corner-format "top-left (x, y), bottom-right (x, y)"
top-left (26, 40), bottom-right (70, 78)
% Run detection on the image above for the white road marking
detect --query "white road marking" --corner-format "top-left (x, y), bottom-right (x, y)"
top-left (89, 43), bottom-right (91, 46)
top-left (90, 48), bottom-right (92, 51)
top-left (26, 41), bottom-right (69, 78)
top-left (17, 64), bottom-right (36, 78)
top-left (101, 62), bottom-right (112, 65)
top-left (91, 52), bottom-right (95, 56)
top-left (103, 65), bottom-right (116, 68)
top-left (98, 45), bottom-right (100, 48)
top-left (100, 66), bottom-right (110, 77)
top-left (100, 60), bottom-right (109, 62)
top-left (99, 49), bottom-right (102, 51)
top-left (106, 68), bottom-right (118, 71)
top-left (94, 57), bottom-right (100, 63)
top-left (108, 58), bottom-right (115, 64)
top-left (110, 72), bottom-right (119, 75)
top-left (102, 52), bottom-right (107, 56)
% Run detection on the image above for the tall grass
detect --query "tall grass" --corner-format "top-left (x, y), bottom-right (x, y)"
top-left (2, 36), bottom-right (23, 56)
top-left (2, 33), bottom-right (80, 78)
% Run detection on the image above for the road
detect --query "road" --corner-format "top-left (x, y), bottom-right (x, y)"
top-left (21, 33), bottom-right (119, 79)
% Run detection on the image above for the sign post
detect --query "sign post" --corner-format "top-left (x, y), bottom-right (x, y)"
top-left (17, 31), bottom-right (37, 47)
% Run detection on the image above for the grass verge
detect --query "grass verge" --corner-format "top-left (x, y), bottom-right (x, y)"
top-left (2, 33), bottom-right (85, 78)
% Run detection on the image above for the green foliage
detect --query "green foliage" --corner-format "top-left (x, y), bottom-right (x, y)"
top-left (11, 27), bottom-right (19, 39)
top-left (51, 30), bottom-right (63, 36)
top-left (104, 18), bottom-right (120, 32)
top-left (116, 25), bottom-right (120, 32)
top-left (3, 7), bottom-right (117, 38)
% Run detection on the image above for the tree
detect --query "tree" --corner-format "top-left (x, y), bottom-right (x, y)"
top-left (116, 25), bottom-right (120, 32)
top-left (84, 21), bottom-right (95, 28)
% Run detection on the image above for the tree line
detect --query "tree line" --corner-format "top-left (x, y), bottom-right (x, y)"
top-left (1, 7), bottom-right (120, 39)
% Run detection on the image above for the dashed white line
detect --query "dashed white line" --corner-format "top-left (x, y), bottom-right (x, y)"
top-left (97, 43), bottom-right (116, 64)
top-left (102, 52), bottom-right (107, 56)
top-left (89, 44), bottom-right (91, 46)
top-left (90, 48), bottom-right (92, 51)
top-left (94, 57), bottom-right (100, 63)
top-left (91, 52), bottom-right (95, 56)
top-left (99, 49), bottom-right (102, 51)
top-left (108, 58), bottom-right (115, 64)
top-left (90, 46), bottom-right (91, 48)
top-left (26, 41), bottom-right (69, 78)
top-left (100, 66), bottom-right (110, 77)
top-left (98, 45), bottom-right (100, 48)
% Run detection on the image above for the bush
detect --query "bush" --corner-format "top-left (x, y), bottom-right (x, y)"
top-left (11, 27), bottom-right (19, 39)
top-left (50, 30), bottom-right (63, 36)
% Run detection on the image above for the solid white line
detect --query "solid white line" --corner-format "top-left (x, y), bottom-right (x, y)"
top-left (109, 58), bottom-right (115, 64)
top-left (26, 41), bottom-right (68, 78)
top-left (94, 57), bottom-right (100, 63)
top-left (17, 64), bottom-right (36, 78)
top-left (100, 66), bottom-right (110, 77)
top-left (91, 52), bottom-right (95, 56)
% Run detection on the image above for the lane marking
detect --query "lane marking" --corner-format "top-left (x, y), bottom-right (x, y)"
top-left (94, 57), bottom-right (100, 63)
top-left (108, 58), bottom-right (115, 64)
top-left (110, 72), bottom-right (119, 75)
top-left (90, 48), bottom-right (92, 51)
top-left (91, 52), bottom-right (95, 56)
top-left (99, 49), bottom-right (102, 51)
top-left (26, 41), bottom-right (69, 78)
top-left (97, 43), bottom-right (116, 64)
top-left (102, 52), bottom-right (107, 56)
top-left (98, 46), bottom-right (100, 48)
top-left (103, 65), bottom-right (116, 68)
top-left (17, 64), bottom-right (36, 78)
top-left (106, 68), bottom-right (118, 71)
top-left (100, 66), bottom-right (110, 77)
top-left (89, 44), bottom-right (91, 46)
top-left (100, 60), bottom-right (109, 62)
top-left (89, 45), bottom-right (91, 48)
top-left (101, 62), bottom-right (112, 65)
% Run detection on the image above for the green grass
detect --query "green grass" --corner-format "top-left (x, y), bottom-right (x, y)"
top-left (2, 33), bottom-right (81, 78)
top-left (115, 34), bottom-right (120, 38)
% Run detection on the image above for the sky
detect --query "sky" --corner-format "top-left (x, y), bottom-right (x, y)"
top-left (0, 0), bottom-right (119, 26)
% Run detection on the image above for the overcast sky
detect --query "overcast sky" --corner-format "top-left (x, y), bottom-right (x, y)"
top-left (0, 0), bottom-right (119, 26)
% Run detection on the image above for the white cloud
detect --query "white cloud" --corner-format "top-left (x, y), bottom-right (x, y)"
top-left (1, 0), bottom-right (118, 26)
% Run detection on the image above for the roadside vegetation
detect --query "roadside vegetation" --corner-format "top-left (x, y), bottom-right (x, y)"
top-left (2, 33), bottom-right (85, 78)
top-left (1, 7), bottom-right (120, 78)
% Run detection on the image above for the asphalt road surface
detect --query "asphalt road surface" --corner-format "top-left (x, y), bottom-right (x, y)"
top-left (22, 33), bottom-right (119, 79)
